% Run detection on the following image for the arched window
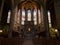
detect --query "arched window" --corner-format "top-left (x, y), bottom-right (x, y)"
top-left (21, 9), bottom-right (25, 25)
top-left (17, 9), bottom-right (20, 23)
top-left (27, 10), bottom-right (31, 21)
top-left (48, 10), bottom-right (52, 27)
top-left (7, 10), bottom-right (11, 23)
top-left (33, 9), bottom-right (37, 25)
top-left (38, 9), bottom-right (41, 24)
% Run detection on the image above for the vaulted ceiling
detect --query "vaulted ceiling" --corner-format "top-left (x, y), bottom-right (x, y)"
top-left (14, 0), bottom-right (47, 6)
top-left (0, 0), bottom-right (49, 7)
top-left (0, 0), bottom-right (55, 10)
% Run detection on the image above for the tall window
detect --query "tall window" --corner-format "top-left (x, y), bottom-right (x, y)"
top-left (33, 9), bottom-right (37, 25)
top-left (17, 9), bottom-right (20, 23)
top-left (48, 10), bottom-right (52, 27)
top-left (7, 10), bottom-right (11, 23)
top-left (27, 10), bottom-right (31, 21)
top-left (21, 9), bottom-right (25, 25)
top-left (38, 9), bottom-right (41, 24)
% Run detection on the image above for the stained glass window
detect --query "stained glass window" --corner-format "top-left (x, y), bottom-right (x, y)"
top-left (27, 10), bottom-right (31, 21)
top-left (21, 9), bottom-right (25, 25)
top-left (7, 10), bottom-right (11, 23)
top-left (33, 9), bottom-right (37, 25)
top-left (17, 9), bottom-right (20, 23)
top-left (38, 9), bottom-right (41, 24)
top-left (48, 10), bottom-right (52, 27)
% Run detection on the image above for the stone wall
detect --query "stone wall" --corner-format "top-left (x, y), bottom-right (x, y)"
top-left (54, 0), bottom-right (60, 29)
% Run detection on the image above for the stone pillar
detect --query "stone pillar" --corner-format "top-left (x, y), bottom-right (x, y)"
top-left (19, 8), bottom-right (22, 30)
top-left (41, 5), bottom-right (49, 38)
top-left (0, 0), bottom-right (5, 23)
top-left (50, 8), bottom-right (57, 28)
top-left (8, 0), bottom-right (15, 37)
top-left (31, 9), bottom-right (33, 21)
top-left (40, 6), bottom-right (44, 32)
top-left (54, 0), bottom-right (60, 31)
top-left (25, 9), bottom-right (27, 21)
top-left (13, 6), bottom-right (18, 32)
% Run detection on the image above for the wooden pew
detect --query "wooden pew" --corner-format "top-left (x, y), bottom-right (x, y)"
top-left (33, 38), bottom-right (60, 45)
top-left (0, 38), bottom-right (24, 45)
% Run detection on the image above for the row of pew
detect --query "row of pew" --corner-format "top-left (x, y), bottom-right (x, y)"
top-left (0, 37), bottom-right (24, 45)
top-left (33, 38), bottom-right (60, 45)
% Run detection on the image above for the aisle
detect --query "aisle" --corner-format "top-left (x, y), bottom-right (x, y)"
top-left (22, 39), bottom-right (34, 45)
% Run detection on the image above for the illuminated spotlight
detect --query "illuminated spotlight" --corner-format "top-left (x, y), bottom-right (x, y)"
top-left (55, 29), bottom-right (58, 32)
top-left (0, 30), bottom-right (3, 32)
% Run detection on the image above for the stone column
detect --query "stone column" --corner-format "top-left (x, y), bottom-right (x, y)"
top-left (13, 6), bottom-right (18, 32)
top-left (8, 0), bottom-right (15, 37)
top-left (25, 9), bottom-right (27, 21)
top-left (0, 0), bottom-right (5, 23)
top-left (31, 9), bottom-right (33, 21)
top-left (41, 5), bottom-right (49, 38)
top-left (54, 0), bottom-right (60, 32)
top-left (40, 6), bottom-right (44, 32)
top-left (19, 8), bottom-right (22, 30)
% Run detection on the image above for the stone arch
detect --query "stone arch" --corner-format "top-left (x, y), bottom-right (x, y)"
top-left (18, 1), bottom-right (40, 9)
